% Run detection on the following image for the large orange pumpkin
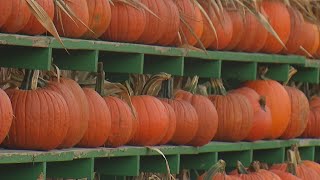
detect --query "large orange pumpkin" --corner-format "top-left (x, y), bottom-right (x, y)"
top-left (104, 96), bottom-right (135, 147)
top-left (296, 22), bottom-right (319, 57)
top-left (301, 99), bottom-right (320, 138)
top-left (54, 0), bottom-right (90, 38)
top-left (159, 101), bottom-right (177, 145)
top-left (161, 98), bottom-right (198, 145)
top-left (5, 87), bottom-right (69, 150)
top-left (261, 0), bottom-right (291, 54)
top-left (77, 88), bottom-right (111, 147)
top-left (45, 79), bottom-right (84, 148)
top-left (101, 2), bottom-right (146, 43)
top-left (232, 87), bottom-right (272, 141)
top-left (1, 0), bottom-right (31, 33)
top-left (224, 9), bottom-right (245, 51)
top-left (196, 0), bottom-right (217, 48)
top-left (244, 80), bottom-right (291, 139)
top-left (197, 160), bottom-right (241, 180)
top-left (19, 0), bottom-right (55, 35)
top-left (129, 96), bottom-right (169, 146)
top-left (137, 0), bottom-right (169, 44)
top-left (0, 0), bottom-right (12, 28)
top-left (0, 89), bottom-right (13, 144)
top-left (173, 0), bottom-right (203, 46)
top-left (280, 87), bottom-right (309, 139)
top-left (82, 0), bottom-right (111, 39)
top-left (282, 7), bottom-right (305, 54)
top-left (209, 10), bottom-right (233, 50)
top-left (155, 0), bottom-right (180, 46)
top-left (59, 78), bottom-right (89, 148)
top-left (208, 81), bottom-right (253, 142)
top-left (269, 170), bottom-right (301, 180)
top-left (175, 90), bottom-right (218, 146)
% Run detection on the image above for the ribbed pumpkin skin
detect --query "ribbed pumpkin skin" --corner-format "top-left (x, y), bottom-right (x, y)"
top-left (303, 161), bottom-right (320, 174)
top-left (137, 0), bottom-right (168, 44)
top-left (231, 169), bottom-right (281, 180)
top-left (296, 22), bottom-right (319, 56)
top-left (175, 90), bottom-right (218, 146)
top-left (0, 0), bottom-right (12, 28)
top-left (0, 89), bottom-right (13, 144)
top-left (82, 0), bottom-right (111, 39)
top-left (159, 102), bottom-right (177, 145)
top-left (270, 170), bottom-right (302, 180)
top-left (301, 106), bottom-right (320, 138)
top-left (282, 7), bottom-right (305, 54)
top-left (59, 78), bottom-right (89, 148)
top-left (104, 96), bottom-right (135, 147)
top-left (4, 89), bottom-right (69, 150)
top-left (77, 89), bottom-right (111, 148)
top-left (196, 0), bottom-right (216, 48)
top-left (129, 96), bottom-right (169, 146)
top-left (155, 0), bottom-right (180, 46)
top-left (1, 0), bottom-right (31, 33)
top-left (233, 87), bottom-right (272, 141)
top-left (45, 81), bottom-right (83, 148)
top-left (281, 87), bottom-right (309, 139)
top-left (309, 96), bottom-right (320, 108)
top-left (235, 10), bottom-right (267, 52)
top-left (161, 99), bottom-right (199, 145)
top-left (54, 0), bottom-right (89, 38)
top-left (208, 93), bottom-right (253, 142)
top-left (173, 0), bottom-right (203, 46)
top-left (209, 10), bottom-right (233, 50)
top-left (197, 173), bottom-right (241, 180)
top-left (271, 163), bottom-right (320, 179)
top-left (244, 80), bottom-right (291, 139)
top-left (19, 0), bottom-right (54, 35)
top-left (101, 2), bottom-right (146, 43)
top-left (261, 0), bottom-right (291, 53)
top-left (225, 9), bottom-right (245, 51)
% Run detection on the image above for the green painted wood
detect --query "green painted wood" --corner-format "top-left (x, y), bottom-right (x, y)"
top-left (305, 59), bottom-right (320, 68)
top-left (314, 147), bottom-right (320, 163)
top-left (144, 55), bottom-right (184, 76)
top-left (218, 150), bottom-right (253, 171)
top-left (0, 46), bottom-right (52, 70)
top-left (0, 162), bottom-right (46, 180)
top-left (95, 156), bottom-right (140, 176)
top-left (46, 158), bottom-right (94, 179)
top-left (252, 148), bottom-right (285, 164)
top-left (53, 49), bottom-right (99, 72)
top-left (140, 155), bottom-right (180, 174)
top-left (221, 62), bottom-right (257, 81)
top-left (100, 52), bottom-right (144, 74)
top-left (299, 146), bottom-right (315, 161)
top-left (265, 64), bottom-right (290, 82)
top-left (100, 175), bottom-right (126, 180)
top-left (292, 67), bottom-right (319, 84)
top-left (180, 152), bottom-right (218, 170)
top-left (184, 58), bottom-right (221, 78)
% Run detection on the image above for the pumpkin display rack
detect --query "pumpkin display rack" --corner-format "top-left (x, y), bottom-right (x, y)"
top-left (0, 33), bottom-right (319, 180)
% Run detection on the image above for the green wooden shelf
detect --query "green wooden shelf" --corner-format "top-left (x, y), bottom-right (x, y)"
top-left (0, 139), bottom-right (319, 179)
top-left (0, 33), bottom-right (318, 83)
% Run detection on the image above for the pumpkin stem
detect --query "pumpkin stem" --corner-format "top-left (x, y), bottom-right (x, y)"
top-left (257, 66), bottom-right (270, 80)
top-left (160, 78), bottom-right (174, 99)
top-left (248, 161), bottom-right (261, 172)
top-left (259, 96), bottom-right (267, 112)
top-left (259, 163), bottom-right (269, 170)
top-left (210, 79), bottom-right (227, 95)
top-left (142, 73), bottom-right (171, 96)
top-left (95, 62), bottom-right (106, 96)
top-left (203, 160), bottom-right (227, 180)
top-left (236, 161), bottom-right (249, 174)
top-left (20, 69), bottom-right (35, 90)
top-left (283, 66), bottom-right (297, 86)
top-left (286, 149), bottom-right (298, 176)
top-left (183, 76), bottom-right (199, 94)
top-left (291, 144), bottom-right (303, 164)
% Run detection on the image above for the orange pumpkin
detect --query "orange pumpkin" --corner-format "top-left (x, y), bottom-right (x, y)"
top-left (173, 0), bottom-right (203, 46)
top-left (301, 100), bottom-right (320, 138)
top-left (82, 0), bottom-right (111, 39)
top-left (225, 9), bottom-right (245, 51)
top-left (1, 0), bottom-right (31, 33)
top-left (197, 160), bottom-right (241, 180)
top-left (296, 22), bottom-right (319, 57)
top-left (233, 87), bottom-right (272, 141)
top-left (159, 101), bottom-right (177, 145)
top-left (19, 0), bottom-right (54, 35)
top-left (175, 90), bottom-right (218, 146)
top-left (269, 170), bottom-right (301, 180)
top-left (77, 88), bottom-right (111, 147)
top-left (280, 87), bottom-right (309, 139)
top-left (54, 0), bottom-right (90, 38)
top-left (244, 80), bottom-right (291, 139)
top-left (0, 1), bottom-right (12, 28)
top-left (261, 0), bottom-right (291, 54)
top-left (282, 7), bottom-right (305, 54)
top-left (0, 89), bottom-right (13, 144)
top-left (101, 1), bottom-right (146, 42)
top-left (130, 96), bottom-right (169, 146)
top-left (161, 98), bottom-right (199, 145)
